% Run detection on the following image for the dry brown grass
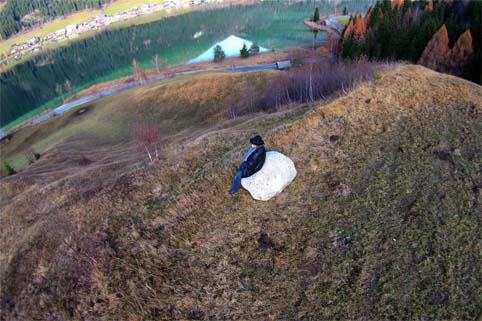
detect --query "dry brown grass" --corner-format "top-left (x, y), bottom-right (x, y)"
top-left (1, 64), bottom-right (481, 320)
top-left (65, 47), bottom-right (307, 103)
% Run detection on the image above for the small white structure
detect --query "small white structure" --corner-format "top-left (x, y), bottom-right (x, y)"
top-left (276, 60), bottom-right (292, 70)
top-left (55, 29), bottom-right (65, 37)
top-left (28, 37), bottom-right (38, 45)
top-left (241, 151), bottom-right (297, 201)
top-left (66, 24), bottom-right (78, 35)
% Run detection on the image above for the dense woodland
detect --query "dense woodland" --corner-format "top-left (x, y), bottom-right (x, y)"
top-left (341, 0), bottom-right (481, 83)
top-left (0, 0), bottom-right (114, 39)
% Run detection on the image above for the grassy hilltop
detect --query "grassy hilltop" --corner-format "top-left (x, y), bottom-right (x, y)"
top-left (0, 64), bottom-right (481, 320)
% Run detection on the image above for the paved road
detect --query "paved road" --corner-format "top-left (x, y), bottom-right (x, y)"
top-left (32, 72), bottom-right (186, 125)
top-left (28, 56), bottom-right (333, 126)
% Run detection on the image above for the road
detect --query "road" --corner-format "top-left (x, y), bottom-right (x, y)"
top-left (29, 56), bottom-right (331, 126)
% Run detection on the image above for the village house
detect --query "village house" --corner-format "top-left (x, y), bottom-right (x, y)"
top-left (28, 37), bottom-right (39, 45)
top-left (55, 29), bottom-right (66, 38)
top-left (65, 24), bottom-right (79, 36)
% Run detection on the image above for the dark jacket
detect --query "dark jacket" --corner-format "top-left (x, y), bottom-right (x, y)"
top-left (241, 146), bottom-right (266, 177)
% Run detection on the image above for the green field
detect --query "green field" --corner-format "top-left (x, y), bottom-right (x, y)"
top-left (1, 1), bottom-right (374, 132)
top-left (336, 15), bottom-right (350, 25)
top-left (104, 0), bottom-right (165, 15)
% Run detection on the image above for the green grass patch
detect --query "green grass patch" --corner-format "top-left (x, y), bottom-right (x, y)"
top-left (336, 15), bottom-right (350, 25)
top-left (104, 0), bottom-right (165, 15)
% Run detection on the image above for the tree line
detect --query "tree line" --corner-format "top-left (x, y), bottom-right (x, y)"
top-left (341, 0), bottom-right (480, 83)
top-left (0, 0), bottom-right (114, 39)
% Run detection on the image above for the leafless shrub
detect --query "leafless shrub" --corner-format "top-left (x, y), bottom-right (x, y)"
top-left (226, 96), bottom-right (242, 120)
top-left (257, 58), bottom-right (376, 110)
top-left (24, 146), bottom-right (41, 164)
top-left (132, 59), bottom-right (148, 82)
top-left (152, 54), bottom-right (164, 73)
top-left (132, 122), bottom-right (161, 163)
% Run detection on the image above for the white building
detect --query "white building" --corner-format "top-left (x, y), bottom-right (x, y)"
top-left (65, 24), bottom-right (78, 35)
top-left (28, 37), bottom-right (39, 45)
top-left (55, 29), bottom-right (66, 37)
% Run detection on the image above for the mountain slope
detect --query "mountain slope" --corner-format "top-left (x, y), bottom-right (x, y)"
top-left (1, 64), bottom-right (481, 320)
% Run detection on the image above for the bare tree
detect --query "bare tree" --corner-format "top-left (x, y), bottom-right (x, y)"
top-left (132, 59), bottom-right (147, 82)
top-left (226, 97), bottom-right (241, 120)
top-left (24, 146), bottom-right (40, 164)
top-left (151, 54), bottom-right (164, 73)
top-left (64, 79), bottom-right (73, 97)
top-left (132, 122), bottom-right (161, 163)
top-left (55, 83), bottom-right (63, 100)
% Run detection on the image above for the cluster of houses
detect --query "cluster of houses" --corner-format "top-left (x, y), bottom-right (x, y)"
top-left (1, 0), bottom-right (219, 67)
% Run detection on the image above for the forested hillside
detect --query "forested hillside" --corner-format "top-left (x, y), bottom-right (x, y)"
top-left (0, 0), bottom-right (113, 39)
top-left (341, 0), bottom-right (481, 83)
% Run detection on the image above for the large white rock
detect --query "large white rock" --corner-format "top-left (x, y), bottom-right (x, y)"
top-left (241, 151), bottom-right (297, 201)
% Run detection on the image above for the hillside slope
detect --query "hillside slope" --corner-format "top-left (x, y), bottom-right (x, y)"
top-left (1, 64), bottom-right (481, 320)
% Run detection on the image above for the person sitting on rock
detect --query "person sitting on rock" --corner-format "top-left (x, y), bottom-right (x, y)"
top-left (229, 135), bottom-right (266, 195)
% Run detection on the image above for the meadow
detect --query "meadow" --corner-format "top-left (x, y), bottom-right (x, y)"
top-left (1, 63), bottom-right (480, 320)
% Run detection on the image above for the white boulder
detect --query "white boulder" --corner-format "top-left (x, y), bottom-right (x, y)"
top-left (241, 151), bottom-right (297, 201)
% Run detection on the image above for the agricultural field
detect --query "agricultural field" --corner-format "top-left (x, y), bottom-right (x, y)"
top-left (104, 0), bottom-right (165, 15)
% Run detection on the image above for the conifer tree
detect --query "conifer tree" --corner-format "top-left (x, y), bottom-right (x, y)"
top-left (249, 43), bottom-right (260, 55)
top-left (240, 43), bottom-right (249, 58)
top-left (313, 7), bottom-right (320, 22)
top-left (213, 45), bottom-right (225, 62)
